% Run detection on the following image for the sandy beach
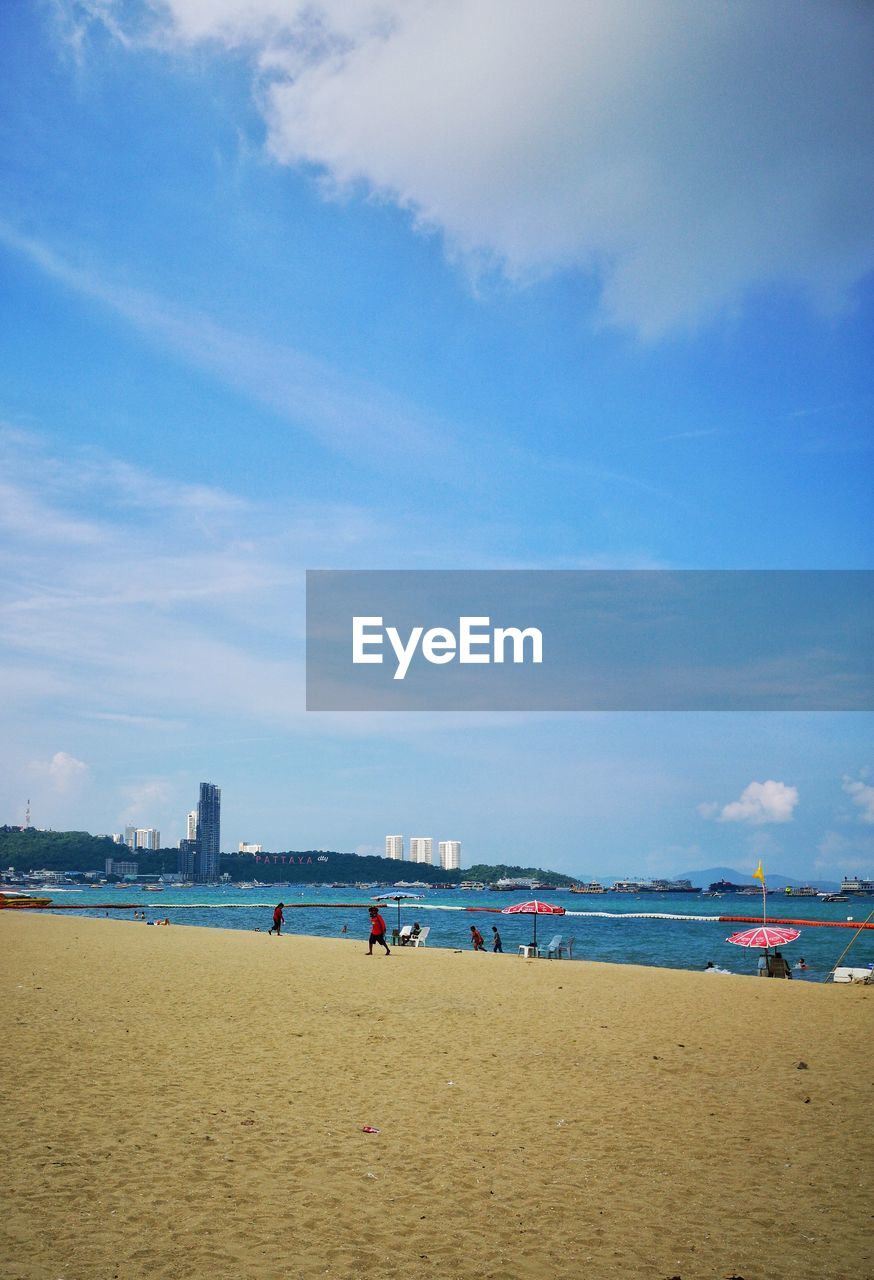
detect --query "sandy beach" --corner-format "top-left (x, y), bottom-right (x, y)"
top-left (2, 913), bottom-right (871, 1280)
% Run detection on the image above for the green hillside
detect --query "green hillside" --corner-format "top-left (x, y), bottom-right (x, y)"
top-left (0, 827), bottom-right (576, 887)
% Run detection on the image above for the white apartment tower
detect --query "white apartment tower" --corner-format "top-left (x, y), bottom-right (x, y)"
top-left (439, 840), bottom-right (462, 870)
top-left (409, 837), bottom-right (433, 865)
top-left (125, 826), bottom-right (160, 850)
top-left (385, 835), bottom-right (404, 860)
top-left (187, 810), bottom-right (198, 841)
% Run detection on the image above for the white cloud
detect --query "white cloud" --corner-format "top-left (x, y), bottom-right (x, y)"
top-left (842, 774), bottom-right (874, 824)
top-left (30, 751), bottom-right (90, 794)
top-left (699, 779), bottom-right (799, 825)
top-left (84, 0), bottom-right (874, 337)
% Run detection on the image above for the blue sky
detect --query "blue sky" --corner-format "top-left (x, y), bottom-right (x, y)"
top-left (1, 0), bottom-right (872, 878)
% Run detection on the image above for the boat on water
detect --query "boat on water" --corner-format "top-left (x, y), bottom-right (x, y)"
top-left (570, 882), bottom-right (607, 894)
top-left (840, 877), bottom-right (874, 895)
top-left (783, 885), bottom-right (818, 896)
top-left (706, 879), bottom-right (770, 894)
top-left (819, 893), bottom-right (849, 903)
top-left (611, 878), bottom-right (701, 893)
top-left (0, 892), bottom-right (52, 909)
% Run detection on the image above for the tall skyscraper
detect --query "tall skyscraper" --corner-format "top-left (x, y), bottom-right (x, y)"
top-left (187, 810), bottom-right (198, 841)
top-left (409, 837), bottom-right (433, 865)
top-left (439, 840), bottom-right (462, 870)
top-left (385, 834), bottom-right (404, 860)
top-left (195, 782), bottom-right (221, 883)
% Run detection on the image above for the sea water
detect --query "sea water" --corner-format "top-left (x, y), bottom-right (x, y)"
top-left (41, 885), bottom-right (874, 978)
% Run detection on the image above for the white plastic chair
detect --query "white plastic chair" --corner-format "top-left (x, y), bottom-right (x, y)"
top-left (411, 926), bottom-right (430, 947)
top-left (543, 933), bottom-right (564, 958)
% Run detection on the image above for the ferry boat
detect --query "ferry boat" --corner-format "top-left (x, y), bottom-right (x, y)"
top-left (570, 882), bottom-right (607, 894)
top-left (783, 885), bottom-right (818, 896)
top-left (611, 878), bottom-right (700, 893)
top-left (819, 893), bottom-right (849, 903)
top-left (840, 877), bottom-right (874, 895)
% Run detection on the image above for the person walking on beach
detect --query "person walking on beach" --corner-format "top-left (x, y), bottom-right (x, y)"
top-left (367, 906), bottom-right (391, 955)
top-left (492, 926), bottom-right (503, 953)
top-left (268, 902), bottom-right (285, 936)
top-left (470, 925), bottom-right (486, 951)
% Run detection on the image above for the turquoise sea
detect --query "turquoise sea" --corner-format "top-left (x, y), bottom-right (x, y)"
top-left (37, 884), bottom-right (874, 978)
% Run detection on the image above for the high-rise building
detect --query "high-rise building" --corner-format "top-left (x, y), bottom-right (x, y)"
top-left (177, 839), bottom-right (196, 881)
top-left (187, 810), bottom-right (198, 841)
top-left (439, 840), bottom-right (462, 870)
top-left (125, 826), bottom-right (160, 850)
top-left (239, 842), bottom-right (262, 854)
top-left (195, 782), bottom-right (221, 883)
top-left (385, 835), bottom-right (404, 860)
top-left (409, 837), bottom-right (433, 865)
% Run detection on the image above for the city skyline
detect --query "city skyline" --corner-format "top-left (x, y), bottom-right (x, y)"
top-left (0, 4), bottom-right (871, 881)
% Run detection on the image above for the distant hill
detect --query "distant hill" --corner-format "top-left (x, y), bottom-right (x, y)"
top-left (674, 865), bottom-right (840, 891)
top-left (0, 828), bottom-right (574, 887)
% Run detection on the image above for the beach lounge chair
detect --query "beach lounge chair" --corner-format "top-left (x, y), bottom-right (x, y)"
top-left (544, 934), bottom-right (564, 959)
top-left (411, 926), bottom-right (430, 947)
top-left (397, 925), bottom-right (413, 944)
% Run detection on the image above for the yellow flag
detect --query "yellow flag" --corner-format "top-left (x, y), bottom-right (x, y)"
top-left (752, 861), bottom-right (765, 883)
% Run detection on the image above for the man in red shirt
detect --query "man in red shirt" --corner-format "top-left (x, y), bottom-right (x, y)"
top-left (367, 906), bottom-right (391, 955)
top-left (268, 902), bottom-right (285, 936)
top-left (470, 925), bottom-right (486, 951)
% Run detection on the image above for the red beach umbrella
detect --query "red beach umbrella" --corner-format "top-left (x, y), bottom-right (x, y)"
top-left (501, 899), bottom-right (566, 949)
top-left (727, 924), bottom-right (801, 975)
top-left (726, 926), bottom-right (801, 949)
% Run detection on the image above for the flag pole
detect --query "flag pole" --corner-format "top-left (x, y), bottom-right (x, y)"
top-left (752, 860), bottom-right (767, 970)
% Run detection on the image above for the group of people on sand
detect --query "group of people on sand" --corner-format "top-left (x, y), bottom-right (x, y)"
top-left (470, 925), bottom-right (502, 952)
top-left (268, 903), bottom-right (397, 953)
top-left (268, 902), bottom-right (515, 953)
top-left (132, 911), bottom-right (170, 925)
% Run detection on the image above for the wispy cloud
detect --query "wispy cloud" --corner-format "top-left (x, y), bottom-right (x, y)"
top-left (842, 773), bottom-right (874, 824)
top-left (657, 428), bottom-right (722, 443)
top-left (0, 221), bottom-right (451, 468)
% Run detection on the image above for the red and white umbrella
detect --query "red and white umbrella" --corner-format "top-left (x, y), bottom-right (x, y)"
top-left (726, 925), bottom-right (800, 949)
top-left (501, 899), bottom-right (566, 948)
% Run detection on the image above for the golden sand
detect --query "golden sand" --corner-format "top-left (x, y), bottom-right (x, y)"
top-left (2, 913), bottom-right (871, 1280)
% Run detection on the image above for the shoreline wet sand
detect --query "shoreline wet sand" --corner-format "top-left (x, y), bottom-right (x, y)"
top-left (2, 913), bottom-right (871, 1279)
